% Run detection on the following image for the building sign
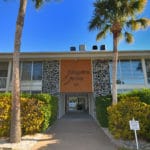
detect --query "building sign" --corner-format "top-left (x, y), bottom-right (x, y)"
top-left (60, 60), bottom-right (92, 93)
top-left (129, 118), bottom-right (140, 150)
top-left (129, 119), bottom-right (140, 131)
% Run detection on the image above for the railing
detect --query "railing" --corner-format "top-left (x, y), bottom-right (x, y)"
top-left (0, 77), bottom-right (7, 89)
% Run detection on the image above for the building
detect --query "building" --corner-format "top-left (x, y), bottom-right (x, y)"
top-left (0, 49), bottom-right (150, 118)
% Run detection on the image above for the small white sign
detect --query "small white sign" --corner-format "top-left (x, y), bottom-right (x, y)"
top-left (129, 119), bottom-right (140, 131)
top-left (129, 118), bottom-right (140, 150)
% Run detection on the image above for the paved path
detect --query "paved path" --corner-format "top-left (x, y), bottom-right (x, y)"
top-left (32, 112), bottom-right (117, 150)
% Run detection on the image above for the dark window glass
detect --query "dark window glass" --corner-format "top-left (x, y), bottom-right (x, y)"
top-left (33, 62), bottom-right (42, 80)
top-left (21, 62), bottom-right (32, 80)
top-left (120, 60), bottom-right (131, 84)
top-left (131, 60), bottom-right (144, 84)
top-left (109, 60), bottom-right (144, 85)
top-left (0, 62), bottom-right (8, 77)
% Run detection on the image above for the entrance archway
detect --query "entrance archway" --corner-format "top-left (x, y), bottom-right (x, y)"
top-left (65, 94), bottom-right (89, 112)
top-left (58, 93), bottom-right (95, 119)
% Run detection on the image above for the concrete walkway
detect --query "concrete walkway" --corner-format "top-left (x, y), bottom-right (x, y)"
top-left (32, 112), bottom-right (117, 150)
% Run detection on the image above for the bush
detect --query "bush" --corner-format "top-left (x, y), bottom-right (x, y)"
top-left (128, 89), bottom-right (150, 104)
top-left (108, 97), bottom-right (150, 141)
top-left (21, 97), bottom-right (45, 135)
top-left (49, 96), bottom-right (58, 125)
top-left (118, 88), bottom-right (150, 104)
top-left (0, 93), bottom-right (11, 137)
top-left (95, 95), bottom-right (112, 127)
top-left (0, 93), bottom-right (58, 137)
top-left (95, 88), bottom-right (150, 128)
top-left (21, 93), bottom-right (58, 132)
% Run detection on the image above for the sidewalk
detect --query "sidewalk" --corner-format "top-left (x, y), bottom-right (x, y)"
top-left (32, 112), bottom-right (117, 150)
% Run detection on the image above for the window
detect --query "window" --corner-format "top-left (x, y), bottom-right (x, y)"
top-left (0, 62), bottom-right (8, 77)
top-left (31, 91), bottom-right (41, 94)
top-left (0, 62), bottom-right (8, 88)
top-left (109, 60), bottom-right (144, 85)
top-left (145, 59), bottom-right (150, 84)
top-left (21, 61), bottom-right (42, 81)
top-left (21, 62), bottom-right (32, 80)
top-left (33, 62), bottom-right (42, 80)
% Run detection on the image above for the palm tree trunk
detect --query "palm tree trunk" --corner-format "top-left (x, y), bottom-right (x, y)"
top-left (112, 32), bottom-right (118, 105)
top-left (10, 0), bottom-right (27, 143)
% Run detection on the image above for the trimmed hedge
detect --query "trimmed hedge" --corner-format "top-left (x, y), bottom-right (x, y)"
top-left (21, 94), bottom-right (58, 131)
top-left (95, 95), bottom-right (112, 127)
top-left (95, 89), bottom-right (150, 128)
top-left (0, 93), bottom-right (11, 137)
top-left (117, 88), bottom-right (150, 104)
top-left (108, 97), bottom-right (150, 141)
top-left (0, 93), bottom-right (58, 137)
top-left (21, 97), bottom-right (45, 135)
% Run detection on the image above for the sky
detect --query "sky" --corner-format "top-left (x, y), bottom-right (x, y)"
top-left (0, 0), bottom-right (150, 53)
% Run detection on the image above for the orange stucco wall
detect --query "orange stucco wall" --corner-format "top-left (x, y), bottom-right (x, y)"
top-left (60, 60), bottom-right (92, 93)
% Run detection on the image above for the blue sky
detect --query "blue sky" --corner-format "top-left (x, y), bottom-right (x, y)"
top-left (0, 0), bottom-right (150, 52)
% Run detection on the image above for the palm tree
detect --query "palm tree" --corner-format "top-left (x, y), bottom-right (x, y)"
top-left (89, 0), bottom-right (150, 105)
top-left (10, 0), bottom-right (49, 143)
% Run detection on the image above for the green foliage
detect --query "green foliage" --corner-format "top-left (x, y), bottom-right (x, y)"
top-left (0, 93), bottom-right (11, 137)
top-left (32, 94), bottom-right (58, 129)
top-left (49, 96), bottom-right (58, 125)
top-left (21, 93), bottom-right (58, 131)
top-left (95, 95), bottom-right (112, 127)
top-left (118, 88), bottom-right (150, 104)
top-left (95, 88), bottom-right (150, 129)
top-left (0, 93), bottom-right (58, 137)
top-left (21, 97), bottom-right (45, 135)
top-left (108, 97), bottom-right (150, 141)
top-left (89, 0), bottom-right (150, 44)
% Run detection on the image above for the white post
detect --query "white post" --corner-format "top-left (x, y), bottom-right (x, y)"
top-left (129, 118), bottom-right (140, 150)
top-left (134, 130), bottom-right (139, 150)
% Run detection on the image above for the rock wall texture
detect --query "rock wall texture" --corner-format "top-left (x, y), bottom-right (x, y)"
top-left (42, 61), bottom-right (59, 95)
top-left (42, 60), bottom-right (111, 96)
top-left (92, 60), bottom-right (111, 96)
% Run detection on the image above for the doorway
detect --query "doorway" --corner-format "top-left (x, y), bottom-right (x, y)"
top-left (65, 94), bottom-right (89, 113)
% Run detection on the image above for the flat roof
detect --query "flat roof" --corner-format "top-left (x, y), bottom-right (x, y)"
top-left (0, 50), bottom-right (150, 61)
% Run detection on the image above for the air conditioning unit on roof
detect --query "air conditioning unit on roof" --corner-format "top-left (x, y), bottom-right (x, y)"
top-left (70, 46), bottom-right (76, 51)
top-left (79, 44), bottom-right (86, 51)
top-left (100, 44), bottom-right (106, 50)
top-left (92, 45), bottom-right (98, 50)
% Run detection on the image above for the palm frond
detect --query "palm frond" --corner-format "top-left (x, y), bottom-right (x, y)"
top-left (125, 32), bottom-right (134, 43)
top-left (127, 18), bottom-right (150, 30)
top-left (32, 0), bottom-right (50, 8)
top-left (89, 15), bottom-right (101, 31)
top-left (96, 24), bottom-right (110, 41)
top-left (96, 31), bottom-right (106, 41)
top-left (127, 20), bottom-right (141, 30)
top-left (89, 0), bottom-right (149, 45)
top-left (137, 18), bottom-right (150, 29)
top-left (132, 0), bottom-right (147, 13)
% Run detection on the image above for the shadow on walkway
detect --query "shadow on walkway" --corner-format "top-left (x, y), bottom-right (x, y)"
top-left (32, 112), bottom-right (117, 150)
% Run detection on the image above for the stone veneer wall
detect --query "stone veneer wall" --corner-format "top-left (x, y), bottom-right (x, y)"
top-left (42, 61), bottom-right (59, 95)
top-left (93, 60), bottom-right (111, 96)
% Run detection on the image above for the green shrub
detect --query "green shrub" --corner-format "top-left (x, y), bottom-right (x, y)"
top-left (118, 88), bottom-right (150, 104)
top-left (29, 94), bottom-right (52, 131)
top-left (21, 97), bottom-right (45, 135)
top-left (128, 89), bottom-right (150, 104)
top-left (95, 95), bottom-right (112, 127)
top-left (0, 93), bottom-right (11, 137)
top-left (49, 96), bottom-right (58, 125)
top-left (108, 97), bottom-right (150, 141)
top-left (0, 93), bottom-right (58, 137)
top-left (21, 93), bottom-right (58, 131)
